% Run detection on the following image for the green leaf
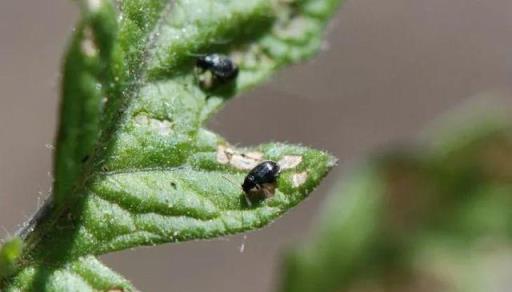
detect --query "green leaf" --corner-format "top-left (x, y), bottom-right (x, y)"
top-left (4, 256), bottom-right (134, 292)
top-left (4, 0), bottom-right (341, 290)
top-left (27, 142), bottom-right (335, 262)
top-left (53, 0), bottom-right (118, 206)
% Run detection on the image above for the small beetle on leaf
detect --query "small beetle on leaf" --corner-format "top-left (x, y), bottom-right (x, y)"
top-left (196, 54), bottom-right (239, 89)
top-left (242, 161), bottom-right (280, 203)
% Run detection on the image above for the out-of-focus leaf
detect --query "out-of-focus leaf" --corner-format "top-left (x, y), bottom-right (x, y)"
top-left (281, 165), bottom-right (386, 292)
top-left (53, 0), bottom-right (118, 206)
top-left (281, 105), bottom-right (512, 292)
top-left (0, 238), bottom-right (23, 280)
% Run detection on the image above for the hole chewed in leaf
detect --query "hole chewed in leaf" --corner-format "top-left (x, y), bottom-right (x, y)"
top-left (134, 114), bottom-right (174, 136)
top-left (278, 155), bottom-right (303, 170)
top-left (216, 145), bottom-right (231, 164)
top-left (243, 151), bottom-right (264, 161)
top-left (216, 144), bottom-right (264, 170)
top-left (231, 154), bottom-right (261, 170)
top-left (292, 171), bottom-right (308, 188)
top-left (81, 27), bottom-right (98, 58)
top-left (232, 44), bottom-right (272, 70)
top-left (87, 0), bottom-right (102, 11)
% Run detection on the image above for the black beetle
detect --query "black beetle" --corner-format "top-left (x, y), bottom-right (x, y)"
top-left (242, 161), bottom-right (280, 202)
top-left (196, 54), bottom-right (239, 87)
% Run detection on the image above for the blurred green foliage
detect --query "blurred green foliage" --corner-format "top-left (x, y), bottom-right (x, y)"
top-left (0, 238), bottom-right (23, 280)
top-left (282, 104), bottom-right (512, 292)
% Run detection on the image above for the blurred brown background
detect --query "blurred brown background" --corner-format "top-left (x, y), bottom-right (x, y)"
top-left (1, 0), bottom-right (512, 291)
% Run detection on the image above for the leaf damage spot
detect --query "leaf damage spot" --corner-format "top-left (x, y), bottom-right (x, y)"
top-left (81, 27), bottom-right (98, 58)
top-left (87, 0), bottom-right (102, 11)
top-left (292, 171), bottom-right (308, 188)
top-left (243, 151), bottom-right (264, 160)
top-left (134, 114), bottom-right (174, 136)
top-left (230, 154), bottom-right (260, 170)
top-left (278, 155), bottom-right (303, 169)
top-left (216, 145), bottom-right (231, 164)
top-left (216, 145), bottom-right (264, 170)
top-left (232, 45), bottom-right (272, 70)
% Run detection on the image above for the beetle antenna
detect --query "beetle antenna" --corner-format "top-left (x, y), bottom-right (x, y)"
top-left (222, 176), bottom-right (253, 207)
top-left (222, 175), bottom-right (239, 188)
top-left (244, 195), bottom-right (252, 208)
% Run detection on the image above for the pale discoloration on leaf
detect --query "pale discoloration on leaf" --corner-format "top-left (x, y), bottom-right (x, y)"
top-left (216, 145), bottom-right (266, 170)
top-left (134, 114), bottom-right (174, 136)
top-left (216, 145), bottom-right (231, 164)
top-left (292, 171), bottom-right (308, 188)
top-left (230, 154), bottom-right (262, 170)
top-left (80, 27), bottom-right (98, 57)
top-left (279, 155), bottom-right (303, 170)
top-left (86, 0), bottom-right (102, 11)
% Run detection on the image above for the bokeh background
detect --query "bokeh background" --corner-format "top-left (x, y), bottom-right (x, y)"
top-left (1, 0), bottom-right (512, 291)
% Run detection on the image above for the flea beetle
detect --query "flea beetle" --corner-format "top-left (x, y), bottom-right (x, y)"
top-left (196, 54), bottom-right (239, 88)
top-left (242, 161), bottom-right (280, 202)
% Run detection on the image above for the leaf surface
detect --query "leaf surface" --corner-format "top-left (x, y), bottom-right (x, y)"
top-left (5, 256), bottom-right (134, 292)
top-left (3, 0), bottom-right (341, 290)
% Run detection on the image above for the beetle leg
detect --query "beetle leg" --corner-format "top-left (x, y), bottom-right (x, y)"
top-left (244, 194), bottom-right (253, 207)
